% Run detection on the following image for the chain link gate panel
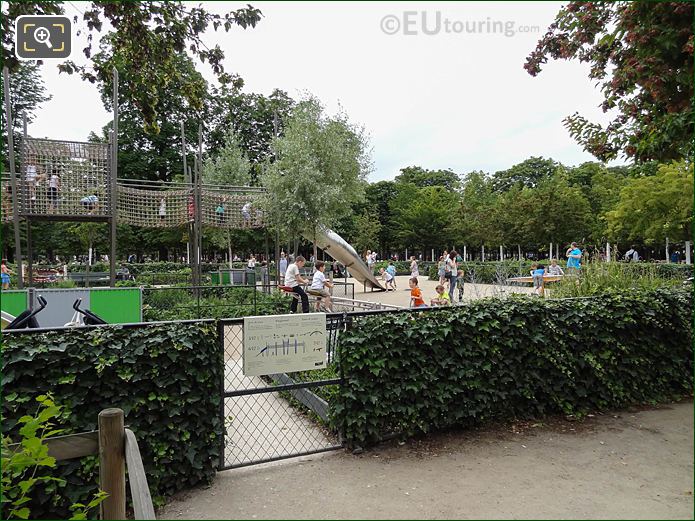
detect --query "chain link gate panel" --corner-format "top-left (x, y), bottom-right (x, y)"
top-left (218, 315), bottom-right (346, 470)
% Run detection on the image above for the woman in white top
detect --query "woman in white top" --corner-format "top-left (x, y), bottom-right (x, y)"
top-left (159, 198), bottom-right (166, 222)
top-left (410, 256), bottom-right (419, 278)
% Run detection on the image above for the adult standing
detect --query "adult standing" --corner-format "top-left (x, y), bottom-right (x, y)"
top-left (285, 255), bottom-right (310, 313)
top-left (366, 250), bottom-right (374, 273)
top-left (566, 242), bottom-right (582, 274)
top-left (410, 256), bottom-right (419, 278)
top-left (446, 251), bottom-right (458, 302)
top-left (279, 252), bottom-right (288, 285)
top-left (1, 259), bottom-right (13, 290)
top-left (624, 245), bottom-right (639, 263)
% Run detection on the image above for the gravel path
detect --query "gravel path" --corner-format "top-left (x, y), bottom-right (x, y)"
top-left (160, 400), bottom-right (693, 520)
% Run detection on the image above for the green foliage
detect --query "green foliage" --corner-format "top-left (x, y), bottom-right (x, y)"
top-left (142, 286), bottom-right (290, 321)
top-left (1, 395), bottom-right (106, 520)
top-left (351, 211), bottom-right (382, 257)
top-left (550, 261), bottom-right (686, 298)
top-left (526, 2), bottom-right (693, 162)
top-left (426, 260), bottom-right (693, 285)
top-left (332, 287), bottom-right (693, 445)
top-left (390, 185), bottom-right (458, 253)
top-left (2, 322), bottom-right (221, 517)
top-left (606, 161), bottom-right (694, 244)
top-left (262, 96), bottom-right (371, 239)
top-left (491, 157), bottom-right (560, 192)
top-left (395, 166), bottom-right (461, 191)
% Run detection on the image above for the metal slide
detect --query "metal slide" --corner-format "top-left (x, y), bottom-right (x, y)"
top-left (309, 228), bottom-right (386, 291)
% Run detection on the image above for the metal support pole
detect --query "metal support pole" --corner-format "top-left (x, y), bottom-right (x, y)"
top-left (26, 220), bottom-right (33, 286)
top-left (4, 67), bottom-right (23, 287)
top-left (196, 125), bottom-right (203, 284)
top-left (110, 69), bottom-right (118, 286)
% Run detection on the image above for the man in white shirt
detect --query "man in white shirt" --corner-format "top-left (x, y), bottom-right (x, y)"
top-left (284, 255), bottom-right (309, 313)
top-left (309, 261), bottom-right (333, 311)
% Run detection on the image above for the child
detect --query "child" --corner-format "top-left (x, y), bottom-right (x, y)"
top-left (430, 284), bottom-right (450, 306)
top-left (456, 268), bottom-right (464, 301)
top-left (380, 267), bottom-right (396, 291)
top-left (548, 259), bottom-right (564, 276)
top-left (386, 261), bottom-right (397, 289)
top-left (310, 261), bottom-right (334, 311)
top-left (532, 263), bottom-right (546, 296)
top-left (1, 259), bottom-right (13, 290)
top-left (409, 277), bottom-right (427, 308)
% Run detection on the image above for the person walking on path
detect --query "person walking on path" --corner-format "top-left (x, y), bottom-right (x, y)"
top-left (285, 256), bottom-right (310, 313)
top-left (386, 261), bottom-right (397, 290)
top-left (410, 256), bottom-right (419, 279)
top-left (566, 242), bottom-right (583, 274)
top-left (446, 251), bottom-right (458, 302)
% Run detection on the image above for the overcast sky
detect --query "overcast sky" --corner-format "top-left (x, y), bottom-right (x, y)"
top-left (29, 1), bottom-right (624, 182)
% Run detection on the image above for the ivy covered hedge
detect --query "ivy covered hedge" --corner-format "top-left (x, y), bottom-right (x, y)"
top-left (2, 321), bottom-right (221, 517)
top-left (332, 287), bottom-right (693, 445)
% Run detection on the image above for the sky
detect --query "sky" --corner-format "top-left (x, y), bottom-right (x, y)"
top-left (29, 1), bottom-right (624, 182)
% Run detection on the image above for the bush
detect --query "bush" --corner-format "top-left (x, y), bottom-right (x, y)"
top-left (2, 321), bottom-right (221, 517)
top-left (332, 287), bottom-right (693, 446)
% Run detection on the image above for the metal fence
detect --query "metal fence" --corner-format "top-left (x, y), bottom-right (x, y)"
top-left (218, 315), bottom-right (345, 469)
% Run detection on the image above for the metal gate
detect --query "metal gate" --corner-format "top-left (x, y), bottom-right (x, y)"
top-left (218, 315), bottom-right (345, 470)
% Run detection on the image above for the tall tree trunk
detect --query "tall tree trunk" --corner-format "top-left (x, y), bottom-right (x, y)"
top-left (227, 230), bottom-right (232, 269)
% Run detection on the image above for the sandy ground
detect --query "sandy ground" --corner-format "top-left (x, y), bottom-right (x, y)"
top-left (336, 275), bottom-right (535, 309)
top-left (159, 400), bottom-right (694, 520)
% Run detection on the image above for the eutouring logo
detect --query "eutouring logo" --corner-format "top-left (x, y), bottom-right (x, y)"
top-left (380, 11), bottom-right (539, 37)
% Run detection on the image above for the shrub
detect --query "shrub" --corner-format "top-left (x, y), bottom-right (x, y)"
top-left (332, 287), bottom-right (693, 445)
top-left (2, 321), bottom-right (220, 517)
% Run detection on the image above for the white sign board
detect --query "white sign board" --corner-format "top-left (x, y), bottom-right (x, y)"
top-left (243, 313), bottom-right (327, 376)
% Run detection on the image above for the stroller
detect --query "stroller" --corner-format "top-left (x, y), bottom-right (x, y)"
top-left (5, 296), bottom-right (48, 329)
top-left (64, 298), bottom-right (107, 326)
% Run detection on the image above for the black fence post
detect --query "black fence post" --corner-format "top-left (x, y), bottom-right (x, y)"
top-left (253, 284), bottom-right (257, 315)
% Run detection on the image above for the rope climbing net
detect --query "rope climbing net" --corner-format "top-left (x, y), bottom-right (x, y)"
top-left (20, 137), bottom-right (111, 219)
top-left (13, 137), bottom-right (267, 229)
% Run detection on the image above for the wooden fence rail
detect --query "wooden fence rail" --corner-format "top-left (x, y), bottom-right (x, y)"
top-left (9, 408), bottom-right (155, 520)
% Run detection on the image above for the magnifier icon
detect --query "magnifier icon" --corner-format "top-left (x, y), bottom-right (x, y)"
top-left (33, 26), bottom-right (53, 48)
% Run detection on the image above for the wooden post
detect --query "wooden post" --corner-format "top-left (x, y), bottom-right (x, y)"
top-left (99, 408), bottom-right (126, 520)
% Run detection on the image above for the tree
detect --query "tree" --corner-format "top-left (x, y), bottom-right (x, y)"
top-left (390, 185), bottom-right (458, 255)
top-left (1, 63), bottom-right (52, 169)
top-left (395, 166), bottom-right (461, 191)
top-left (606, 161), bottom-right (693, 244)
top-left (526, 2), bottom-right (693, 162)
top-left (491, 157), bottom-right (561, 192)
top-left (458, 171), bottom-right (503, 247)
top-left (351, 210), bottom-right (382, 257)
top-left (2, 1), bottom-right (262, 133)
top-left (262, 97), bottom-right (371, 258)
top-left (202, 131), bottom-right (252, 265)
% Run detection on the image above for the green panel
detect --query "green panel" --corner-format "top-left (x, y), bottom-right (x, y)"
top-left (211, 272), bottom-right (220, 285)
top-left (1, 290), bottom-right (28, 318)
top-left (89, 288), bottom-right (141, 324)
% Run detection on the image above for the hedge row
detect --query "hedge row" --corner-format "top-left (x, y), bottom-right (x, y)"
top-left (426, 260), bottom-right (693, 284)
top-left (2, 321), bottom-right (221, 517)
top-left (332, 287), bottom-right (693, 445)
